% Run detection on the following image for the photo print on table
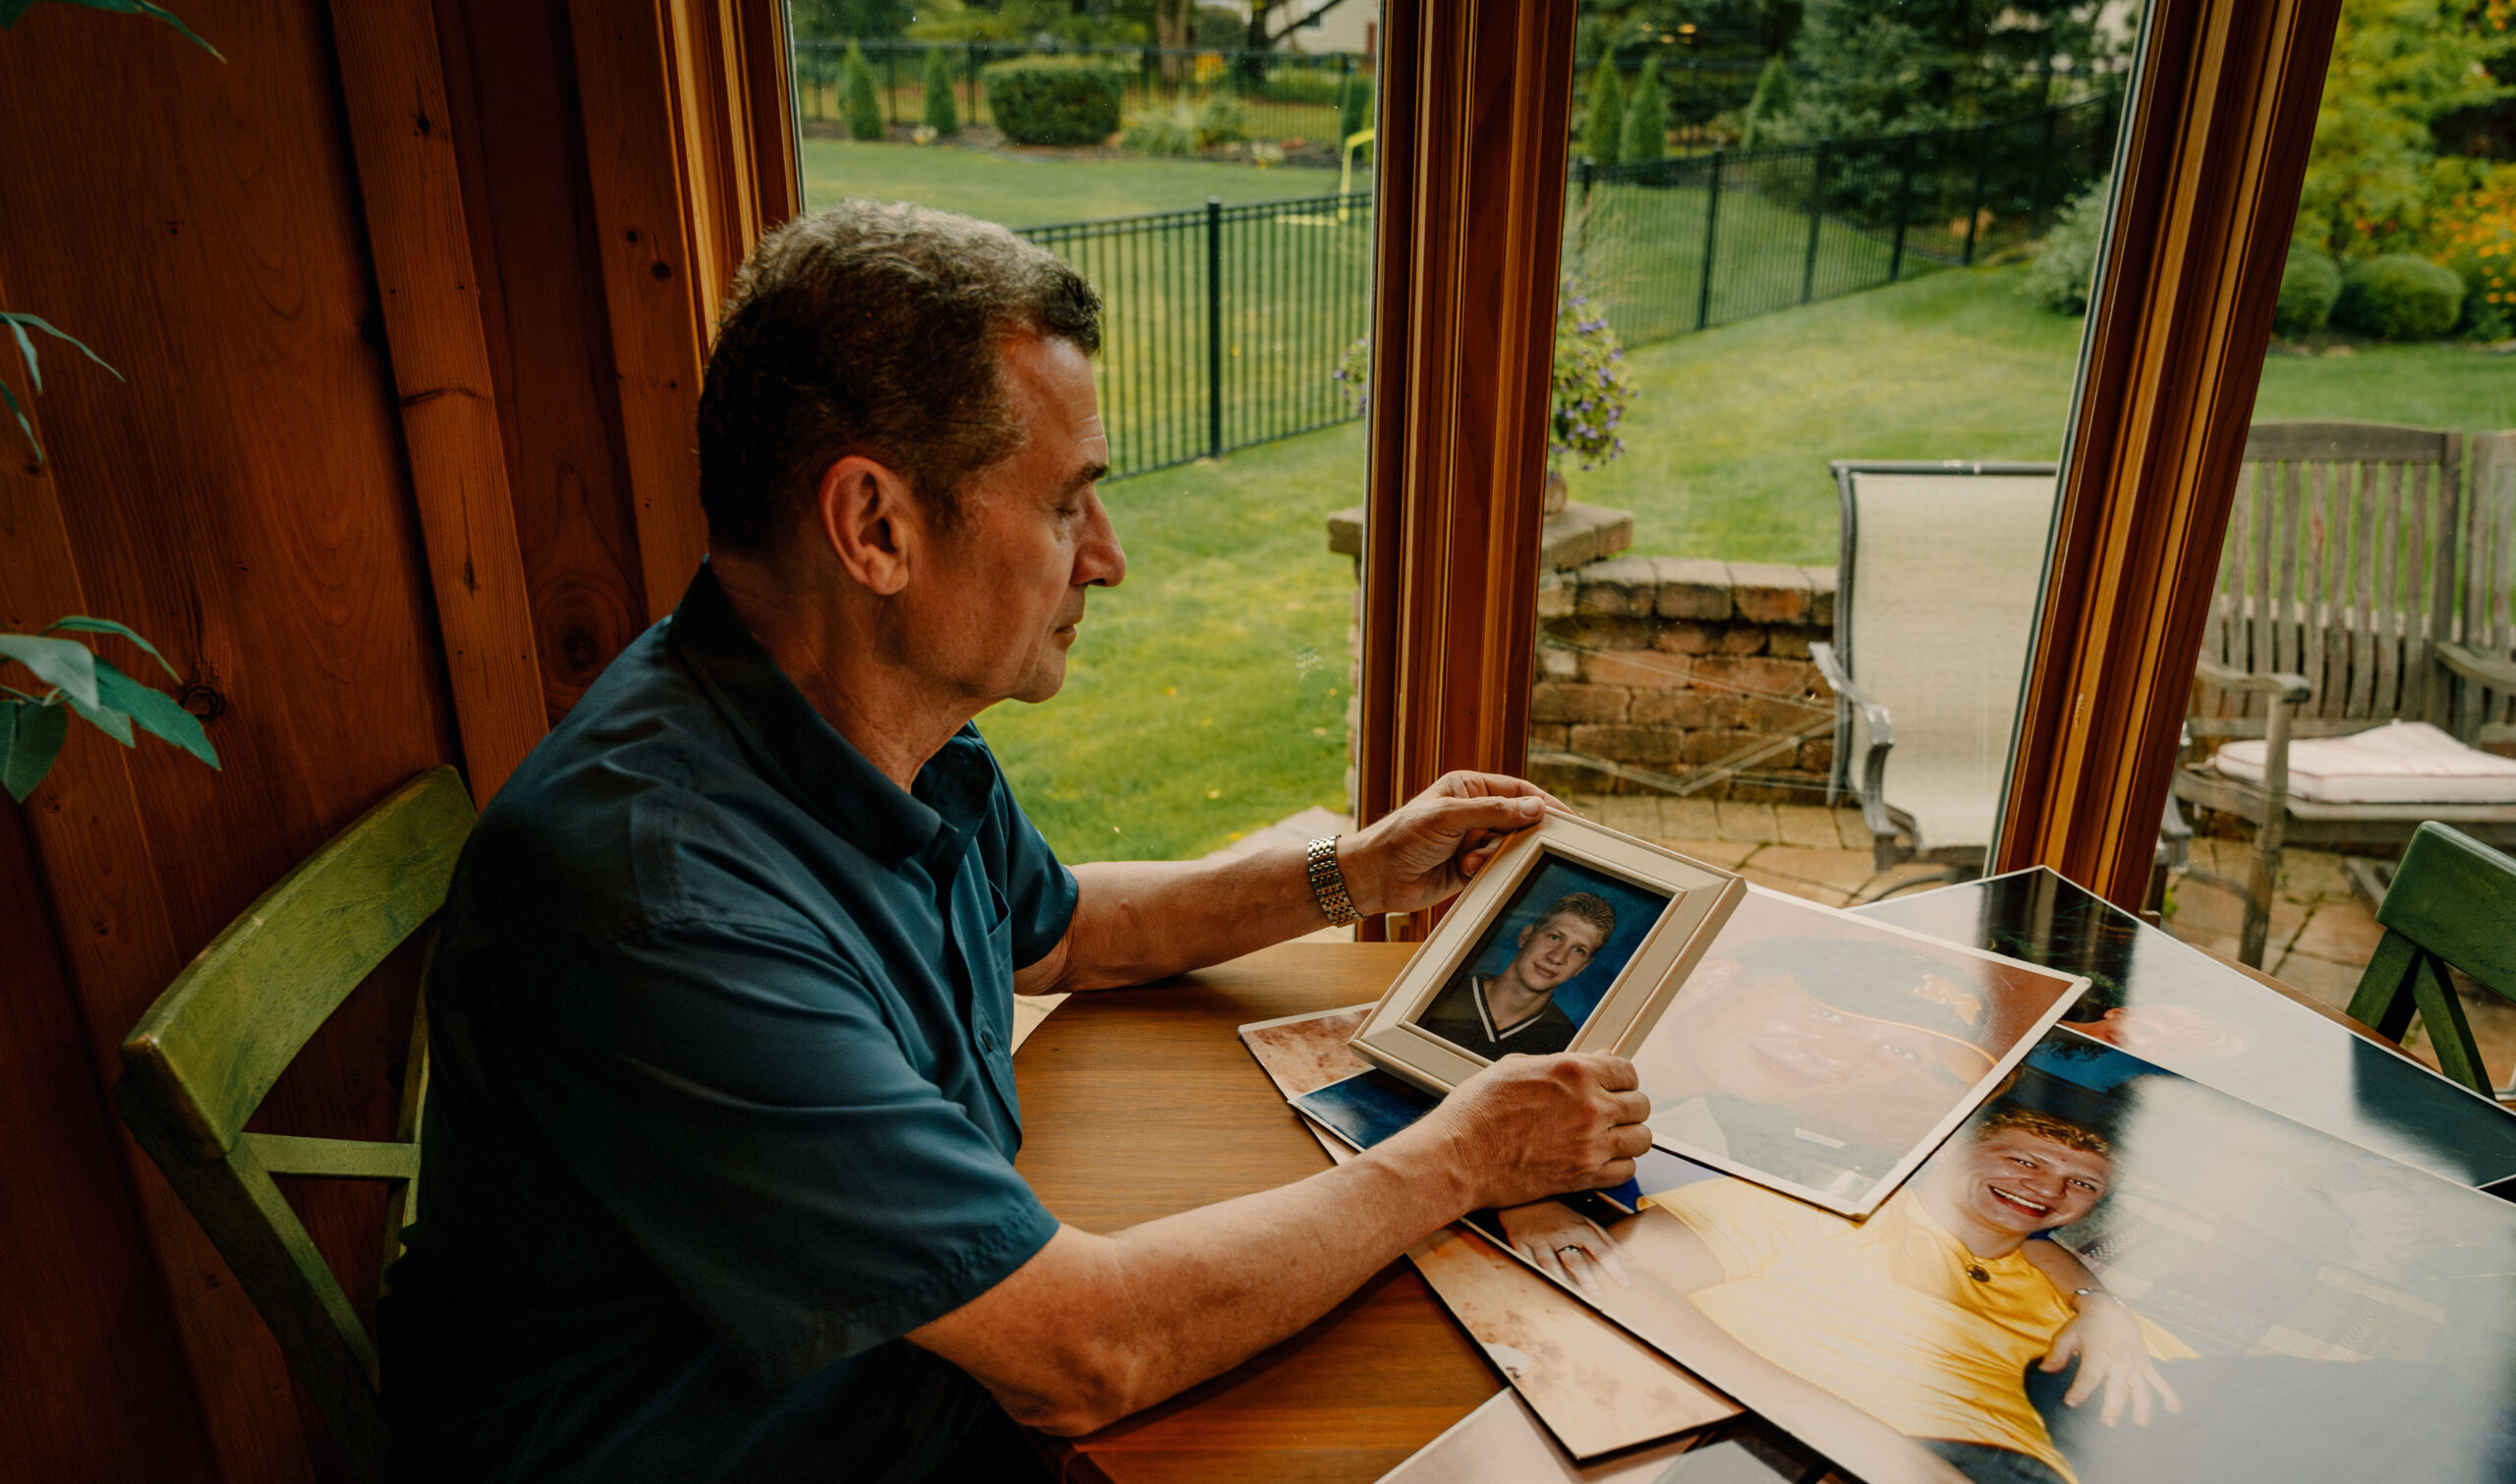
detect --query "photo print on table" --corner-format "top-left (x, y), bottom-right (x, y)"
top-left (1409, 856), bottom-right (1674, 1059)
top-left (1467, 1027), bottom-right (2516, 1484)
top-left (1630, 887), bottom-right (2088, 1217)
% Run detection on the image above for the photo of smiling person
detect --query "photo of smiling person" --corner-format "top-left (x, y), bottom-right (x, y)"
top-left (1408, 857), bottom-right (1675, 1062)
top-left (1630, 889), bottom-right (2086, 1212)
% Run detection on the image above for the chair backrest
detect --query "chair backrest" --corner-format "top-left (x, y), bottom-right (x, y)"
top-left (117, 766), bottom-right (476, 1478)
top-left (2343, 821), bottom-right (2516, 1098)
top-left (2461, 433), bottom-right (2516, 746)
top-left (2201, 423), bottom-right (2464, 738)
top-left (1833, 462), bottom-right (2059, 852)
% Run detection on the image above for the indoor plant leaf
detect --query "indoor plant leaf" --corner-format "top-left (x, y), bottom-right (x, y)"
top-left (0, 0), bottom-right (224, 61)
top-left (64, 688), bottom-right (134, 746)
top-left (94, 655), bottom-right (216, 767)
top-left (0, 631), bottom-right (99, 708)
top-left (1, 311), bottom-right (122, 388)
top-left (0, 698), bottom-right (68, 803)
top-left (46, 614), bottom-right (179, 680)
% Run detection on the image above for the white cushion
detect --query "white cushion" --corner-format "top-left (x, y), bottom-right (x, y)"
top-left (2213, 721), bottom-right (2516, 804)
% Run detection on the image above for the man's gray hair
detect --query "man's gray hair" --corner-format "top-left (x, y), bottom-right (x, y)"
top-left (698, 200), bottom-right (1102, 550)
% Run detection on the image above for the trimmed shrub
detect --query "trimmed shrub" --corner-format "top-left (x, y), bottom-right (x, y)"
top-left (2273, 244), bottom-right (2341, 337)
top-left (1582, 54), bottom-right (1624, 165)
top-left (1621, 55), bottom-right (1667, 165)
top-left (2023, 182), bottom-right (2107, 315)
top-left (982, 56), bottom-right (1126, 146)
top-left (841, 41), bottom-right (884, 143)
top-left (1252, 69), bottom-right (1343, 105)
top-left (2333, 253), bottom-right (2465, 341)
top-left (1338, 69), bottom-right (1372, 151)
top-left (921, 45), bottom-right (959, 134)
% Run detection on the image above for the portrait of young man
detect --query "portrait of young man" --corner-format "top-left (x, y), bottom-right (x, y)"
top-left (373, 201), bottom-right (1655, 1484)
top-left (1415, 890), bottom-right (1621, 1058)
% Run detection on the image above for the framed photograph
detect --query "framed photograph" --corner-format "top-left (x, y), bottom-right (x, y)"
top-left (1628, 886), bottom-right (2090, 1217)
top-left (1348, 814), bottom-right (1745, 1097)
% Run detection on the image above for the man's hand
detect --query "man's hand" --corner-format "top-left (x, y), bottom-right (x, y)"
top-left (2039, 1295), bottom-right (2183, 1427)
top-left (1340, 771), bottom-right (1571, 917)
top-left (1386, 1052), bottom-right (1652, 1213)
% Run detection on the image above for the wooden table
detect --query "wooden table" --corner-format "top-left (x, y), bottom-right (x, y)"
top-left (1014, 942), bottom-right (1493, 1483)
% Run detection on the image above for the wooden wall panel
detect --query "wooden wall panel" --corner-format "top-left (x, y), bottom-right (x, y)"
top-left (432, 0), bottom-right (655, 712)
top-left (0, 1), bottom-right (466, 1476)
top-left (0, 791), bottom-right (218, 1482)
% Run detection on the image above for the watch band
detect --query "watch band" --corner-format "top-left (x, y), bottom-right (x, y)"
top-left (1306, 835), bottom-right (1359, 926)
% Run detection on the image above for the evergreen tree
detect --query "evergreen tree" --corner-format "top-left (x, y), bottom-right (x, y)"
top-left (1582, 53), bottom-right (1625, 165)
top-left (1742, 55), bottom-right (1795, 148)
top-left (842, 40), bottom-right (884, 143)
top-left (1621, 54), bottom-right (1668, 163)
top-left (922, 44), bottom-right (959, 134)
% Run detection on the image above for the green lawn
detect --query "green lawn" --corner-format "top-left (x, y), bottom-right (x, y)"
top-left (1566, 265), bottom-right (2516, 564)
top-left (978, 424), bottom-right (1365, 864)
top-left (800, 138), bottom-right (1362, 228)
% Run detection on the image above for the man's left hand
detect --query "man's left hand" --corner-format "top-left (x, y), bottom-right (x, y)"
top-left (1339, 771), bottom-right (1571, 917)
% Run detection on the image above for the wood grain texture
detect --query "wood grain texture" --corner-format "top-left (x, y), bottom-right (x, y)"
top-left (1358, 0), bottom-right (1579, 942)
top-left (1996, 0), bottom-right (2343, 905)
top-left (0, 2), bottom-right (470, 1475)
top-left (429, 0), bottom-right (654, 712)
top-left (0, 797), bottom-right (221, 1483)
top-left (565, 0), bottom-right (717, 617)
top-left (1016, 943), bottom-right (1504, 1480)
top-left (326, 0), bottom-right (546, 800)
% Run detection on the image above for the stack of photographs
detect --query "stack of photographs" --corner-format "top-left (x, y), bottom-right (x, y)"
top-left (1250, 853), bottom-right (2516, 1484)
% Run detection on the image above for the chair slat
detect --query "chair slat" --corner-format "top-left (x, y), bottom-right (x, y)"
top-left (2246, 421), bottom-right (2454, 465)
top-left (2377, 461), bottom-right (2403, 716)
top-left (2349, 460), bottom-right (2378, 718)
top-left (2304, 460), bottom-right (2332, 719)
top-left (2276, 458), bottom-right (2303, 679)
top-left (122, 767), bottom-right (475, 1156)
top-left (243, 1132), bottom-right (422, 1181)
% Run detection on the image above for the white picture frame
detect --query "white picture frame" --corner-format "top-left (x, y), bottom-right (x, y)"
top-left (1348, 814), bottom-right (1745, 1097)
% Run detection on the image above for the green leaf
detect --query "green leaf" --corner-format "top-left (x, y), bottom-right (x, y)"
top-left (0, 631), bottom-right (98, 708)
top-left (0, 0), bottom-right (223, 60)
top-left (65, 688), bottom-right (134, 746)
top-left (44, 614), bottom-right (178, 680)
top-left (0, 699), bottom-right (68, 802)
top-left (0, 374), bottom-right (33, 464)
top-left (0, 311), bottom-right (122, 389)
top-left (94, 655), bottom-right (216, 768)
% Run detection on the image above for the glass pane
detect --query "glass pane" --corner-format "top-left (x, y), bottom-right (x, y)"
top-left (1529, 5), bottom-right (2139, 907)
top-left (2154, 2), bottom-right (2516, 1058)
top-left (788, 25), bottom-right (1381, 867)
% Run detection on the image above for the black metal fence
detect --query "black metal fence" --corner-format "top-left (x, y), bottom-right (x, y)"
top-left (995, 94), bottom-right (2118, 483)
top-left (793, 39), bottom-right (1373, 144)
top-left (1567, 92), bottom-right (2123, 344)
top-left (1016, 193), bottom-right (1375, 481)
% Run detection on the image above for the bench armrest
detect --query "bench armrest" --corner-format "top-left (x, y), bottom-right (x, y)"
top-left (1811, 643), bottom-right (1898, 850)
top-left (2437, 641), bottom-right (2516, 692)
top-left (2195, 656), bottom-right (2313, 702)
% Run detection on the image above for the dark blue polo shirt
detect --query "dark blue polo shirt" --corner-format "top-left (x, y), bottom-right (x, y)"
top-left (379, 562), bottom-right (1075, 1483)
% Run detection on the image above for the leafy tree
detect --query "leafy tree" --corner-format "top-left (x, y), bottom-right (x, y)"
top-left (1742, 53), bottom-right (1795, 146)
top-left (2297, 0), bottom-right (2512, 260)
top-left (789, 0), bottom-right (917, 41)
top-left (1622, 54), bottom-right (1669, 163)
top-left (922, 43), bottom-right (959, 134)
top-left (841, 40), bottom-right (884, 143)
top-left (1583, 53), bottom-right (1627, 164)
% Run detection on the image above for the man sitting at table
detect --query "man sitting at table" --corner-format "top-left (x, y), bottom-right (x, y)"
top-left (1416, 891), bottom-right (1617, 1057)
top-left (375, 200), bottom-right (1651, 1484)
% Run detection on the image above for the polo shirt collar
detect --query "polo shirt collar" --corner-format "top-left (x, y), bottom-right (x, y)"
top-left (667, 560), bottom-right (994, 868)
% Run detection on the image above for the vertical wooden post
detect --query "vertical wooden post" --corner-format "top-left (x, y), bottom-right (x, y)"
top-left (1997, 0), bottom-right (2346, 905)
top-left (1355, 0), bottom-right (1579, 941)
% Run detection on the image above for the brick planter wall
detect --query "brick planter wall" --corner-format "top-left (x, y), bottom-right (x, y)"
top-left (1529, 557), bottom-right (1839, 804)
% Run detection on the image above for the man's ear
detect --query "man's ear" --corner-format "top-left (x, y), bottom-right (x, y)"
top-left (811, 454), bottom-right (920, 596)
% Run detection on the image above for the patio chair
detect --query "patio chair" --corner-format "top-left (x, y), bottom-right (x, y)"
top-left (2342, 821), bottom-right (2516, 1100)
top-left (1816, 461), bottom-right (2154, 894)
top-left (116, 768), bottom-right (474, 1479)
top-left (2172, 423), bottom-right (2516, 966)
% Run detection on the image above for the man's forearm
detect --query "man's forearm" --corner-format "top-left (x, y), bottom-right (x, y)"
top-left (1037, 843), bottom-right (1333, 992)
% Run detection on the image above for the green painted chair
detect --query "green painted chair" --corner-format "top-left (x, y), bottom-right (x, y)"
top-left (2343, 821), bottom-right (2516, 1098)
top-left (116, 767), bottom-right (476, 1479)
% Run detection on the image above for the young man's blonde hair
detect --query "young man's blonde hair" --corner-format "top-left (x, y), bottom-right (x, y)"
top-left (1974, 1103), bottom-right (2111, 1158)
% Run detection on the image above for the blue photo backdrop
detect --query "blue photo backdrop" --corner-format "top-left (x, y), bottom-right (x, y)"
top-left (1460, 854), bottom-right (1673, 1029)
